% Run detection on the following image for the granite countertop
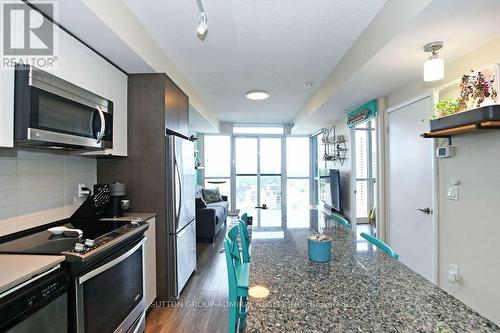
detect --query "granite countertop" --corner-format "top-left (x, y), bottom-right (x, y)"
top-left (100, 212), bottom-right (156, 223)
top-left (0, 254), bottom-right (65, 294)
top-left (246, 213), bottom-right (499, 332)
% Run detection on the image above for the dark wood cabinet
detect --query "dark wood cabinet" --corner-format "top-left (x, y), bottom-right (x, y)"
top-left (164, 78), bottom-right (179, 133)
top-left (177, 90), bottom-right (189, 137)
top-left (97, 73), bottom-right (189, 302)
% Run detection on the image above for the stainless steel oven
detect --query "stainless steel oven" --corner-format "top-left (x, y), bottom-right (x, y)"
top-left (14, 64), bottom-right (113, 150)
top-left (74, 238), bottom-right (146, 333)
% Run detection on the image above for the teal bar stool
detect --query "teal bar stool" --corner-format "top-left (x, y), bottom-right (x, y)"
top-left (224, 225), bottom-right (250, 333)
top-left (240, 212), bottom-right (248, 224)
top-left (331, 212), bottom-right (351, 229)
top-left (238, 220), bottom-right (251, 263)
top-left (360, 232), bottom-right (399, 260)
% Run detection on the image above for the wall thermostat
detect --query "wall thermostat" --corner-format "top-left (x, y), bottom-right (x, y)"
top-left (436, 146), bottom-right (454, 158)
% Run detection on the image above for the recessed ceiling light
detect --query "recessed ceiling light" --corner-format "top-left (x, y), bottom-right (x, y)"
top-left (246, 91), bottom-right (269, 100)
top-left (304, 81), bottom-right (314, 90)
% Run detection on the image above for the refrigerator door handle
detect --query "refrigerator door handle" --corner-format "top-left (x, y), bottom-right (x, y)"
top-left (174, 156), bottom-right (182, 224)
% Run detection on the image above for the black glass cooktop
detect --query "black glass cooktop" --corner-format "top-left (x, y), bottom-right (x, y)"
top-left (0, 220), bottom-right (131, 255)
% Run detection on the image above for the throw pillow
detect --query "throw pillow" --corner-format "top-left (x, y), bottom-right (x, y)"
top-left (202, 188), bottom-right (223, 204)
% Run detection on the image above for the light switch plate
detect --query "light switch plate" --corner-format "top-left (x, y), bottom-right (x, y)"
top-left (447, 185), bottom-right (458, 200)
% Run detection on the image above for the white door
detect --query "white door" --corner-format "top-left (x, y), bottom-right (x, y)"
top-left (387, 96), bottom-right (435, 282)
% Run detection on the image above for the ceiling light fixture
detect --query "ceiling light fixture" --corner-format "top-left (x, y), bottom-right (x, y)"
top-left (246, 91), bottom-right (270, 100)
top-left (423, 41), bottom-right (444, 82)
top-left (197, 12), bottom-right (208, 36)
top-left (304, 81), bottom-right (314, 90)
top-left (195, 0), bottom-right (208, 38)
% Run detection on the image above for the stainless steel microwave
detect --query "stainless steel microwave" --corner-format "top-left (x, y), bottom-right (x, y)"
top-left (14, 64), bottom-right (113, 150)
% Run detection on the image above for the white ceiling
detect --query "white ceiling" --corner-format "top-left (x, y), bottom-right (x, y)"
top-left (125, 0), bottom-right (386, 124)
top-left (295, 0), bottom-right (500, 133)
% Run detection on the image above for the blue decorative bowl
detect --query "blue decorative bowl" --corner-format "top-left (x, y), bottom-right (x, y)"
top-left (308, 238), bottom-right (332, 263)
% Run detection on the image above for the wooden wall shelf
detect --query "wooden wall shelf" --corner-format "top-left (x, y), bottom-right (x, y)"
top-left (422, 121), bottom-right (500, 141)
top-left (422, 105), bottom-right (500, 143)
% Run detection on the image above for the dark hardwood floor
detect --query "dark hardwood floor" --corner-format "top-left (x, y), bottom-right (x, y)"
top-left (145, 223), bottom-right (229, 333)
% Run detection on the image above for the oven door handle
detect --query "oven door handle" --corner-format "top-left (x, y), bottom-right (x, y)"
top-left (95, 105), bottom-right (106, 144)
top-left (77, 238), bottom-right (146, 284)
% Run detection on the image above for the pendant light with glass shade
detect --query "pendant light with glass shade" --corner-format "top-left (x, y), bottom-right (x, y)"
top-left (423, 41), bottom-right (444, 82)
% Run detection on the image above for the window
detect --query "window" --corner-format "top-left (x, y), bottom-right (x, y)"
top-left (233, 126), bottom-right (284, 135)
top-left (354, 121), bottom-right (377, 222)
top-left (204, 136), bottom-right (230, 177)
top-left (286, 137), bottom-right (310, 228)
top-left (204, 135), bottom-right (231, 203)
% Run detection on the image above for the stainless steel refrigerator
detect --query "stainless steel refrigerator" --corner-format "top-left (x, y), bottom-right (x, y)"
top-left (166, 134), bottom-right (197, 299)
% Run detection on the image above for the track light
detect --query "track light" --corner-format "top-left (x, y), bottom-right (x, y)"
top-left (197, 12), bottom-right (208, 36)
top-left (423, 41), bottom-right (444, 82)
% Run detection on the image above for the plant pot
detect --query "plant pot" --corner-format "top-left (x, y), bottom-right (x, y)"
top-left (480, 98), bottom-right (496, 107)
top-left (308, 238), bottom-right (332, 263)
top-left (430, 104), bottom-right (500, 131)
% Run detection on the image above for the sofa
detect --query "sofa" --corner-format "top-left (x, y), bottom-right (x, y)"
top-left (195, 187), bottom-right (229, 242)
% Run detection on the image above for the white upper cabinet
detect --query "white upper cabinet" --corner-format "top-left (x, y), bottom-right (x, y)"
top-left (43, 26), bottom-right (71, 82)
top-left (69, 38), bottom-right (106, 97)
top-left (103, 62), bottom-right (128, 156)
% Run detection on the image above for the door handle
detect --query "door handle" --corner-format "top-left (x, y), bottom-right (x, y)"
top-left (416, 207), bottom-right (432, 214)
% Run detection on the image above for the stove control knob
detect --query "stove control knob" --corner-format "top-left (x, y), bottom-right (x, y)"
top-left (74, 243), bottom-right (86, 252)
top-left (131, 219), bottom-right (141, 227)
top-left (85, 239), bottom-right (96, 247)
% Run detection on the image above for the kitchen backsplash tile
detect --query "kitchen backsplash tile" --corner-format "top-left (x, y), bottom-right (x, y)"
top-left (0, 159), bottom-right (16, 175)
top-left (17, 159), bottom-right (65, 174)
top-left (0, 175), bottom-right (16, 191)
top-left (0, 190), bottom-right (17, 207)
top-left (0, 149), bottom-right (97, 235)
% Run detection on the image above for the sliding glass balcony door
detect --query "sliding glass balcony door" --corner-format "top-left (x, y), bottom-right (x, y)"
top-left (234, 136), bottom-right (282, 227)
top-left (203, 132), bottom-right (311, 227)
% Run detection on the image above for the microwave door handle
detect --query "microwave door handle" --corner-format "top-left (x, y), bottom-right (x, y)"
top-left (95, 105), bottom-right (106, 144)
top-left (90, 109), bottom-right (97, 138)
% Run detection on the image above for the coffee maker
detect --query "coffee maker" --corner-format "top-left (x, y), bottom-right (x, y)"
top-left (108, 182), bottom-right (126, 217)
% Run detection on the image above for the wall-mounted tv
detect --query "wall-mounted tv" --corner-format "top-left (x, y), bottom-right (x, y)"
top-left (319, 169), bottom-right (342, 213)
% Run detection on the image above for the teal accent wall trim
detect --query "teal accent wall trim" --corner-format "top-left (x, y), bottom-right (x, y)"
top-left (347, 99), bottom-right (378, 128)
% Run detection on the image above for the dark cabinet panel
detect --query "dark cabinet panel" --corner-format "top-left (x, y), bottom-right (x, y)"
top-left (164, 78), bottom-right (179, 133)
top-left (97, 72), bottom-right (190, 302)
top-left (178, 90), bottom-right (189, 137)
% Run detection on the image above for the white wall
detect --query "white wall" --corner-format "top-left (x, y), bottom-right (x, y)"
top-left (386, 37), bottom-right (500, 325)
top-left (0, 149), bottom-right (96, 236)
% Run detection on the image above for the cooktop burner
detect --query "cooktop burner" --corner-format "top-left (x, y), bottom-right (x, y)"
top-left (0, 220), bottom-right (145, 257)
